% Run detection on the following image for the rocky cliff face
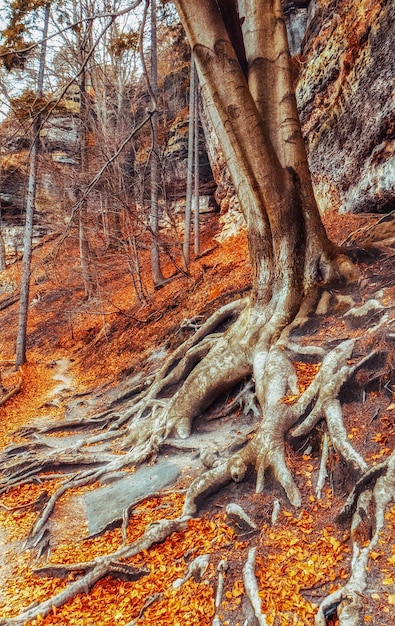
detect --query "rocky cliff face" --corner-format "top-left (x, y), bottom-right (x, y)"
top-left (163, 113), bottom-right (215, 203)
top-left (297, 0), bottom-right (394, 214)
top-left (283, 1), bottom-right (310, 55)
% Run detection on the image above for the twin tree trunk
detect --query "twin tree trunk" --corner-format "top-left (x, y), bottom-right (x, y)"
top-left (175, 0), bottom-right (346, 317)
top-left (166, 0), bottom-right (357, 502)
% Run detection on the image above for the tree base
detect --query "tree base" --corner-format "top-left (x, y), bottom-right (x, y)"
top-left (0, 274), bottom-right (394, 625)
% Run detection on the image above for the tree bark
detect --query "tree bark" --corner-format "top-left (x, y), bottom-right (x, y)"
top-left (182, 52), bottom-right (196, 270)
top-left (15, 2), bottom-right (50, 367)
top-left (193, 65), bottom-right (200, 257)
top-left (174, 0), bottom-right (348, 316)
top-left (78, 16), bottom-right (96, 300)
top-left (0, 218), bottom-right (6, 271)
top-left (238, 0), bottom-right (334, 282)
top-left (150, 0), bottom-right (165, 285)
top-left (0, 192), bottom-right (5, 271)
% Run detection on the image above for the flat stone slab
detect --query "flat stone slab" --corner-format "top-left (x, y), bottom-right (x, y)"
top-left (84, 461), bottom-right (180, 537)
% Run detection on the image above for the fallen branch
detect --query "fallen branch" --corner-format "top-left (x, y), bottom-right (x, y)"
top-left (125, 593), bottom-right (162, 626)
top-left (0, 368), bottom-right (22, 407)
top-left (0, 292), bottom-right (20, 311)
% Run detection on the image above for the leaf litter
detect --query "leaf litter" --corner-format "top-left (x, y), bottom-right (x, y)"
top-left (0, 210), bottom-right (394, 625)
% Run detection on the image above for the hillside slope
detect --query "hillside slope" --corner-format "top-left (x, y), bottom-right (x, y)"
top-left (0, 210), bottom-right (395, 626)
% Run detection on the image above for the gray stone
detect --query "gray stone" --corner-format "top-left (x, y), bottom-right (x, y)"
top-left (84, 461), bottom-right (180, 537)
top-left (283, 1), bottom-right (310, 56)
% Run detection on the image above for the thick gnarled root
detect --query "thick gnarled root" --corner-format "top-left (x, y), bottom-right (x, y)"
top-left (1, 291), bottom-right (394, 626)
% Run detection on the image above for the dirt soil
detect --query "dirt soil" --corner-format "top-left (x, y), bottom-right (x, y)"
top-left (0, 210), bottom-right (394, 626)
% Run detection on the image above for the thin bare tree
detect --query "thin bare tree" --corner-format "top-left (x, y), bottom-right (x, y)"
top-left (193, 62), bottom-right (200, 257)
top-left (149, 0), bottom-right (165, 285)
top-left (15, 2), bottom-right (50, 367)
top-left (182, 51), bottom-right (196, 270)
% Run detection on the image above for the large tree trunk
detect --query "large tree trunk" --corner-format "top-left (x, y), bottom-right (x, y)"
top-left (165, 0), bottom-right (356, 497)
top-left (174, 2), bottom-right (285, 313)
top-left (175, 0), bottom-right (351, 313)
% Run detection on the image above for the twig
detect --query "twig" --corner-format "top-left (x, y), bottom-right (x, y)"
top-left (125, 593), bottom-right (162, 626)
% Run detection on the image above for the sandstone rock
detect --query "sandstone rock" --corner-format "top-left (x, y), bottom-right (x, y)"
top-left (298, 0), bottom-right (394, 214)
top-left (163, 111), bottom-right (215, 202)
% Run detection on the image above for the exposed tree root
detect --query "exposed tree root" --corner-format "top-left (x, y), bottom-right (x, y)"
top-left (214, 558), bottom-right (228, 611)
top-left (243, 547), bottom-right (269, 626)
top-left (316, 431), bottom-right (329, 499)
top-left (0, 517), bottom-right (189, 626)
top-left (0, 293), bottom-right (394, 624)
top-left (316, 450), bottom-right (395, 626)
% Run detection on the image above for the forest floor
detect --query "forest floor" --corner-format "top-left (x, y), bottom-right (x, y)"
top-left (0, 209), bottom-right (394, 626)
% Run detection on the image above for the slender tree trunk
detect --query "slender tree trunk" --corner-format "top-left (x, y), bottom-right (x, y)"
top-left (78, 23), bottom-right (96, 299)
top-left (193, 66), bottom-right (200, 257)
top-left (110, 167), bottom-right (124, 247)
top-left (0, 201), bottom-right (6, 271)
top-left (15, 2), bottom-right (50, 368)
top-left (0, 165), bottom-right (5, 271)
top-left (182, 52), bottom-right (196, 270)
top-left (150, 0), bottom-right (165, 285)
top-left (0, 231), bottom-right (6, 272)
top-left (124, 210), bottom-right (148, 305)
